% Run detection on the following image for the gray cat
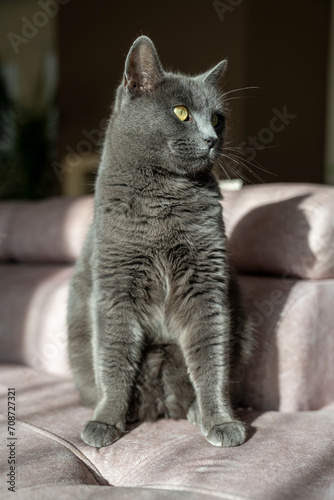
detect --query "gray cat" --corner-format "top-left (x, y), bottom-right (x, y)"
top-left (67, 36), bottom-right (253, 449)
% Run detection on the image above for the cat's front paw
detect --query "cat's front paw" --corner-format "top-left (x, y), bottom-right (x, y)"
top-left (81, 420), bottom-right (121, 448)
top-left (206, 420), bottom-right (246, 447)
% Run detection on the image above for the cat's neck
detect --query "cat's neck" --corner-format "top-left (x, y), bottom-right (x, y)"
top-left (97, 153), bottom-right (219, 201)
top-left (98, 136), bottom-right (219, 197)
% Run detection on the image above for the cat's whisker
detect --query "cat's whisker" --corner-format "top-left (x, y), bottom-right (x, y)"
top-left (222, 151), bottom-right (275, 175)
top-left (219, 152), bottom-right (264, 184)
top-left (223, 145), bottom-right (279, 151)
top-left (221, 144), bottom-right (277, 175)
top-left (229, 164), bottom-right (256, 185)
top-left (224, 163), bottom-right (254, 185)
top-left (232, 164), bottom-right (256, 185)
top-left (221, 149), bottom-right (276, 176)
top-left (217, 159), bottom-right (231, 180)
top-left (217, 157), bottom-right (254, 185)
top-left (222, 86), bottom-right (262, 97)
top-left (223, 145), bottom-right (279, 169)
top-left (222, 152), bottom-right (265, 183)
top-left (223, 96), bottom-right (258, 103)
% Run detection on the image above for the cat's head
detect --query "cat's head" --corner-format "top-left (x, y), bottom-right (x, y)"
top-left (111, 36), bottom-right (227, 176)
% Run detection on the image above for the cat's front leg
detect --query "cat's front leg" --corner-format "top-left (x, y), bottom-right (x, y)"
top-left (81, 300), bottom-right (144, 448)
top-left (176, 292), bottom-right (246, 447)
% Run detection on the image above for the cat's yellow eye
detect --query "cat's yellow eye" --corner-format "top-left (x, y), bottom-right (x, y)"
top-left (173, 106), bottom-right (189, 122)
top-left (211, 114), bottom-right (219, 127)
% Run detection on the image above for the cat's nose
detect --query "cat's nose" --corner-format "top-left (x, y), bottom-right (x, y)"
top-left (204, 136), bottom-right (218, 149)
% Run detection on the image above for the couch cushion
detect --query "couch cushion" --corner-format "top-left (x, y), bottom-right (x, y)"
top-left (222, 183), bottom-right (334, 279)
top-left (0, 196), bottom-right (93, 263)
top-left (1, 364), bottom-right (334, 500)
top-left (0, 264), bottom-right (73, 376)
top-left (239, 274), bottom-right (334, 412)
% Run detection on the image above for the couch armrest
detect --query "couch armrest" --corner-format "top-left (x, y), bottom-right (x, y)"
top-left (222, 183), bottom-right (334, 279)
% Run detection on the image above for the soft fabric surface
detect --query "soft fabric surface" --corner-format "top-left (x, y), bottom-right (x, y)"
top-left (222, 183), bottom-right (334, 279)
top-left (239, 275), bottom-right (334, 412)
top-left (0, 264), bottom-right (73, 376)
top-left (1, 365), bottom-right (334, 500)
top-left (0, 196), bottom-right (93, 263)
top-left (0, 184), bottom-right (333, 279)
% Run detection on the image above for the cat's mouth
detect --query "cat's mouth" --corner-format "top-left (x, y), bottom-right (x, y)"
top-left (196, 148), bottom-right (217, 167)
top-left (168, 140), bottom-right (216, 168)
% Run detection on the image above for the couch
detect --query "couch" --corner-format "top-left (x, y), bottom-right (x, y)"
top-left (0, 183), bottom-right (334, 500)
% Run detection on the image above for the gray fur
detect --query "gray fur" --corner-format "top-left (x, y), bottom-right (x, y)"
top-left (67, 36), bottom-right (253, 449)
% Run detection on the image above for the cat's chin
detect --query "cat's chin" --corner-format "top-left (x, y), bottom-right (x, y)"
top-left (171, 156), bottom-right (214, 174)
top-left (192, 154), bottom-right (216, 170)
top-left (167, 141), bottom-right (216, 172)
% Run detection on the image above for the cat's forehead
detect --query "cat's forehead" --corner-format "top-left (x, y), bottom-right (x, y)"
top-left (161, 74), bottom-right (224, 112)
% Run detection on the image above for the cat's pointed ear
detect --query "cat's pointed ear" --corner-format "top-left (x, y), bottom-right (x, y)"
top-left (196, 60), bottom-right (227, 86)
top-left (123, 36), bottom-right (164, 95)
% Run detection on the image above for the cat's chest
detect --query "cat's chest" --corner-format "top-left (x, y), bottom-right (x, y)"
top-left (136, 231), bottom-right (225, 343)
top-left (141, 269), bottom-right (180, 344)
top-left (97, 186), bottom-right (225, 340)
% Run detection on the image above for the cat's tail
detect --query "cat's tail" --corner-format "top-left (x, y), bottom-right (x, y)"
top-left (127, 344), bottom-right (195, 423)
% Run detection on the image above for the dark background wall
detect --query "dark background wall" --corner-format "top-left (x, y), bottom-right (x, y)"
top-left (58, 0), bottom-right (330, 185)
top-left (0, 0), bottom-right (330, 199)
top-left (243, 1), bottom-right (330, 184)
top-left (57, 0), bottom-right (249, 179)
